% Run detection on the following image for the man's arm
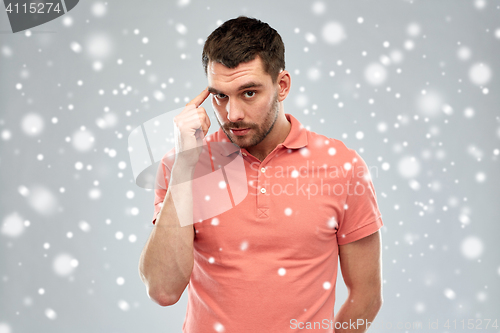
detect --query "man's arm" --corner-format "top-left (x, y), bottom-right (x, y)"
top-left (138, 88), bottom-right (211, 307)
top-left (334, 230), bottom-right (383, 332)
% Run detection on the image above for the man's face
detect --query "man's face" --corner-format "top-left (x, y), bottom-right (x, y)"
top-left (207, 56), bottom-right (280, 149)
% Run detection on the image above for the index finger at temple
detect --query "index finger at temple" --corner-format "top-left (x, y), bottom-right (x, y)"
top-left (187, 88), bottom-right (210, 108)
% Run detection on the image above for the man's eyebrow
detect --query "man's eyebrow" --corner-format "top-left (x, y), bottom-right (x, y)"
top-left (208, 82), bottom-right (263, 95)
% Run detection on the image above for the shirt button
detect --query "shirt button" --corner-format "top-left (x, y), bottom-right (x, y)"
top-left (260, 188), bottom-right (266, 194)
top-left (242, 152), bottom-right (247, 156)
top-left (261, 167), bottom-right (266, 173)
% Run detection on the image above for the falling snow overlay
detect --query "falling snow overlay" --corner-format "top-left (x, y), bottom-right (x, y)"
top-left (1, 1), bottom-right (499, 332)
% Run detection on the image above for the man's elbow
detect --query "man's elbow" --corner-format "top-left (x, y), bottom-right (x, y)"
top-left (139, 266), bottom-right (185, 306)
top-left (149, 289), bottom-right (182, 307)
top-left (142, 275), bottom-right (184, 307)
top-left (370, 293), bottom-right (383, 313)
top-left (350, 288), bottom-right (383, 313)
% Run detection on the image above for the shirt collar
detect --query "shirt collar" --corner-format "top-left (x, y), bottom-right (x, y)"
top-left (215, 113), bottom-right (308, 157)
top-left (281, 113), bottom-right (308, 149)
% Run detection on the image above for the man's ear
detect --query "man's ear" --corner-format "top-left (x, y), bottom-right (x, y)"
top-left (277, 70), bottom-right (291, 102)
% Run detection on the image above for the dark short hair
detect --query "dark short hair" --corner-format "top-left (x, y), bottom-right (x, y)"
top-left (202, 16), bottom-right (285, 83)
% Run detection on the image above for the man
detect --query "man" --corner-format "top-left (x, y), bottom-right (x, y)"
top-left (139, 16), bottom-right (384, 332)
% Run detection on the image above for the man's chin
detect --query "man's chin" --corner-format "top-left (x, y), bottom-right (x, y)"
top-left (221, 128), bottom-right (259, 149)
top-left (232, 135), bottom-right (260, 149)
top-left (229, 135), bottom-right (248, 146)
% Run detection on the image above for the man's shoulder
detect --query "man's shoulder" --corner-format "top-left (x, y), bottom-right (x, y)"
top-left (304, 128), bottom-right (355, 159)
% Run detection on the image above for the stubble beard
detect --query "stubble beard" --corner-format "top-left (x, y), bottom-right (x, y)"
top-left (217, 91), bottom-right (280, 149)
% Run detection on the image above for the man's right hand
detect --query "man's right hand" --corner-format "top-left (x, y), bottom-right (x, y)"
top-left (173, 88), bottom-right (211, 169)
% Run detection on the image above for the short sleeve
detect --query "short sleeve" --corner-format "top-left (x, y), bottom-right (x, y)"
top-left (151, 157), bottom-right (172, 225)
top-left (336, 150), bottom-right (383, 245)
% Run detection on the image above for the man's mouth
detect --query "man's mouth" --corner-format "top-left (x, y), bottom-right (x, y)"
top-left (230, 128), bottom-right (250, 136)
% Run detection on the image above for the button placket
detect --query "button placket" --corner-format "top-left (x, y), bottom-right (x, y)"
top-left (256, 162), bottom-right (270, 220)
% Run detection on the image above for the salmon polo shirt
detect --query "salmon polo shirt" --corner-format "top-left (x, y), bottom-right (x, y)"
top-left (151, 113), bottom-right (383, 332)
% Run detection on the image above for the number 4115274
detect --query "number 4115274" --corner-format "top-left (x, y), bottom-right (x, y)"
top-left (5, 2), bottom-right (62, 14)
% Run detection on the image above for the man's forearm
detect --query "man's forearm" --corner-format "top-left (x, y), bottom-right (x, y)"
top-left (333, 293), bottom-right (383, 332)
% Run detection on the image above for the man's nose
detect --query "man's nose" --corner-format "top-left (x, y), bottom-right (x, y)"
top-left (226, 98), bottom-right (245, 123)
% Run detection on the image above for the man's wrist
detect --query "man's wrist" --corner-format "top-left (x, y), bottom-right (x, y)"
top-left (171, 162), bottom-right (196, 185)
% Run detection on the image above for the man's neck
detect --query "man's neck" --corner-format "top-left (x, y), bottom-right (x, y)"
top-left (246, 113), bottom-right (291, 162)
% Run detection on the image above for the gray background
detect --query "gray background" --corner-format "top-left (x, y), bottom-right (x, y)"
top-left (1, 0), bottom-right (499, 332)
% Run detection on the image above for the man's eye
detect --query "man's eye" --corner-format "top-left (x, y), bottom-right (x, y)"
top-left (216, 93), bottom-right (227, 99)
top-left (244, 91), bottom-right (256, 98)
